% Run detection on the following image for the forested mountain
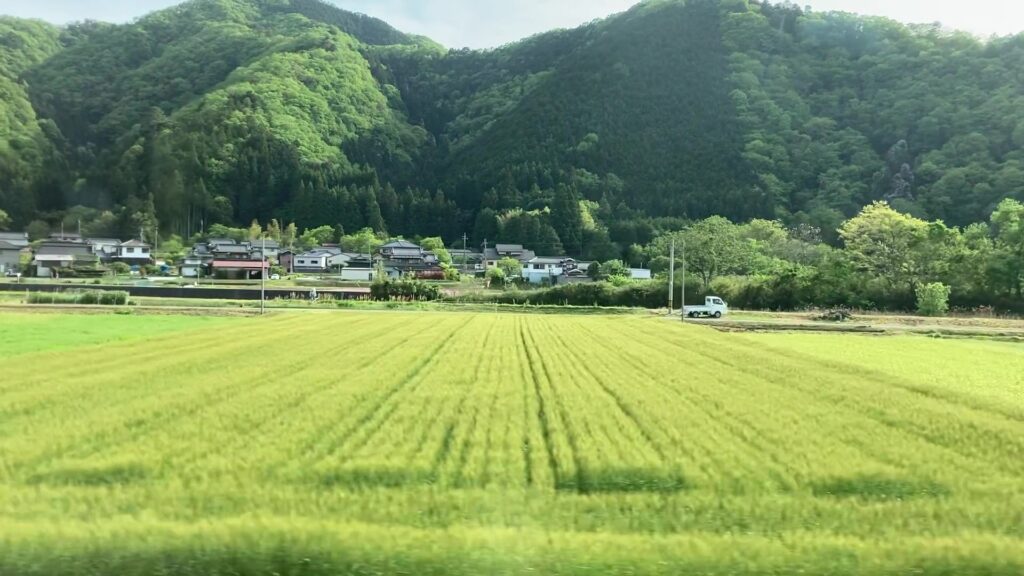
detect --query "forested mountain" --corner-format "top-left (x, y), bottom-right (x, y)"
top-left (1, 0), bottom-right (1023, 256)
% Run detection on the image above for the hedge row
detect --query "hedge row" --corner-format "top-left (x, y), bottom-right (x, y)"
top-left (27, 290), bottom-right (130, 306)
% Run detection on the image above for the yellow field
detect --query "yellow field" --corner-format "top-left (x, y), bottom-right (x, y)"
top-left (0, 311), bottom-right (1022, 575)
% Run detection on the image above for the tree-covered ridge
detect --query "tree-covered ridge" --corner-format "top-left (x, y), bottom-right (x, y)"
top-left (1, 0), bottom-right (1023, 255)
top-left (0, 17), bottom-right (64, 224)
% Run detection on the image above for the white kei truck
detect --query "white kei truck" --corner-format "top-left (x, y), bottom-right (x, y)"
top-left (684, 296), bottom-right (729, 319)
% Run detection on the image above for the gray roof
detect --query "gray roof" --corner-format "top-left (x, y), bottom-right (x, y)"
top-left (207, 238), bottom-right (236, 246)
top-left (381, 240), bottom-right (421, 250)
top-left (297, 249), bottom-right (338, 258)
top-left (213, 245), bottom-right (250, 255)
top-left (485, 247), bottom-right (536, 262)
top-left (495, 244), bottom-right (524, 253)
top-left (530, 257), bottom-right (575, 265)
top-left (0, 241), bottom-right (20, 251)
top-left (36, 241), bottom-right (93, 256)
top-left (389, 247), bottom-right (424, 259)
top-left (120, 239), bottom-right (150, 248)
top-left (0, 232), bottom-right (29, 247)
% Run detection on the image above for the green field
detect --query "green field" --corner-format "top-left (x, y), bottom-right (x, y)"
top-left (1, 311), bottom-right (1022, 575)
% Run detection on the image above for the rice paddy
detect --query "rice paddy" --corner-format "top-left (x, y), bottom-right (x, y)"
top-left (0, 310), bottom-right (1022, 575)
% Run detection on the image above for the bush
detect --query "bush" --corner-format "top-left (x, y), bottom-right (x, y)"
top-left (453, 280), bottom-right (669, 309)
top-left (109, 262), bottom-right (131, 275)
top-left (27, 290), bottom-right (130, 306)
top-left (485, 267), bottom-right (506, 287)
top-left (916, 283), bottom-right (951, 317)
top-left (370, 279), bottom-right (441, 302)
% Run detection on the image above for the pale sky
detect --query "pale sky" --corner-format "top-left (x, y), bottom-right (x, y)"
top-left (1, 0), bottom-right (1021, 48)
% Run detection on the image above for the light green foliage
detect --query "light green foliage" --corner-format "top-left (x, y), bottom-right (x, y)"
top-left (0, 312), bottom-right (1022, 574)
top-left (600, 259), bottom-right (630, 279)
top-left (990, 199), bottom-right (1024, 297)
top-left (158, 235), bottom-right (185, 259)
top-left (0, 208), bottom-right (9, 230)
top-left (679, 216), bottom-right (751, 289)
top-left (419, 237), bottom-right (452, 265)
top-left (916, 283), bottom-right (951, 316)
top-left (840, 202), bottom-right (932, 292)
top-left (298, 225), bottom-right (334, 249)
top-left (485, 266), bottom-right (506, 286)
top-left (496, 257), bottom-right (522, 280)
top-left (338, 228), bottom-right (384, 253)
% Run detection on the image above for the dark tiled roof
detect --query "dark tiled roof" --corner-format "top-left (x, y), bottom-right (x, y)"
top-left (213, 245), bottom-right (251, 255)
top-left (381, 240), bottom-right (421, 250)
top-left (388, 247), bottom-right (424, 259)
top-left (530, 257), bottom-right (575, 265)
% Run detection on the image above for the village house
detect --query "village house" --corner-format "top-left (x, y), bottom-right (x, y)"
top-left (278, 250), bottom-right (295, 274)
top-left (483, 243), bottom-right (537, 268)
top-left (0, 241), bottom-right (22, 274)
top-left (181, 240), bottom-right (267, 278)
top-left (377, 240), bottom-right (442, 277)
top-left (87, 238), bottom-right (122, 263)
top-left (0, 232), bottom-right (29, 250)
top-left (210, 259), bottom-right (268, 280)
top-left (522, 257), bottom-right (578, 284)
top-left (293, 248), bottom-right (340, 274)
top-left (114, 240), bottom-right (153, 267)
top-left (31, 239), bottom-right (97, 277)
top-left (449, 249), bottom-right (485, 270)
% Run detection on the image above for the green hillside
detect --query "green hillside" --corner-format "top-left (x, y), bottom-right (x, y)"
top-left (0, 0), bottom-right (1023, 251)
top-left (0, 17), bottom-right (64, 223)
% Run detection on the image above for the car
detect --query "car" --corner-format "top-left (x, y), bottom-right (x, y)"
top-left (684, 296), bottom-right (729, 319)
top-left (4, 270), bottom-right (20, 278)
top-left (270, 274), bottom-right (281, 281)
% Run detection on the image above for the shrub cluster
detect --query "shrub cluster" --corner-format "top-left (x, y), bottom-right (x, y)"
top-left (27, 290), bottom-right (130, 306)
top-left (456, 281), bottom-right (669, 308)
top-left (370, 279), bottom-right (441, 302)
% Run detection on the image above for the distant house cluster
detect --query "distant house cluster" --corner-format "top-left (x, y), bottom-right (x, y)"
top-left (5, 233), bottom-right (154, 278)
top-left (2, 229), bottom-right (650, 285)
top-left (280, 240), bottom-right (444, 281)
top-left (182, 238), bottom-right (274, 280)
top-left (477, 242), bottom-right (649, 285)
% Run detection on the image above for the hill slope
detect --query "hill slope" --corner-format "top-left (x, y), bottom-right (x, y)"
top-left (1, 0), bottom-right (1023, 249)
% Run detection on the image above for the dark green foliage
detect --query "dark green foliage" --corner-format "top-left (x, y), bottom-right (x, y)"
top-left (2, 0), bottom-right (1024, 259)
top-left (370, 278), bottom-right (441, 301)
top-left (461, 281), bottom-right (669, 309)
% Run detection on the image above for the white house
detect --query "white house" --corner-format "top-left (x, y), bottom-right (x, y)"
top-left (180, 254), bottom-right (208, 278)
top-left (294, 249), bottom-right (337, 273)
top-left (522, 257), bottom-right (577, 284)
top-left (115, 240), bottom-right (152, 266)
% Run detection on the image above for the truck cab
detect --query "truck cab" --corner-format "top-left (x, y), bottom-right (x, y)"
top-left (684, 296), bottom-right (729, 319)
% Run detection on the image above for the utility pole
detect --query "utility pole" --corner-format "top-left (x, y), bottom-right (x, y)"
top-left (462, 233), bottom-right (468, 271)
top-left (668, 237), bottom-right (675, 314)
top-left (260, 235), bottom-right (266, 316)
top-left (681, 238), bottom-right (688, 321)
top-left (483, 239), bottom-right (488, 268)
